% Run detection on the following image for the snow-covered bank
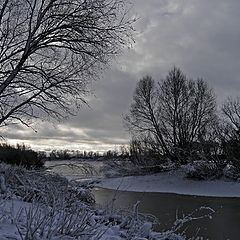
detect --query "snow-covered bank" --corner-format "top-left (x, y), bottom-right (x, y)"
top-left (96, 169), bottom-right (240, 197)
top-left (0, 164), bottom-right (193, 239)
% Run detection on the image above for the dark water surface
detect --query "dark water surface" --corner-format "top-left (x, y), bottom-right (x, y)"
top-left (92, 188), bottom-right (240, 240)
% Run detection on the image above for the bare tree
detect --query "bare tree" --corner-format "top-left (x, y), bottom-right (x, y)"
top-left (124, 76), bottom-right (170, 156)
top-left (159, 67), bottom-right (216, 158)
top-left (221, 97), bottom-right (240, 161)
top-left (222, 97), bottom-right (240, 139)
top-left (125, 67), bottom-right (217, 162)
top-left (0, 0), bottom-right (134, 128)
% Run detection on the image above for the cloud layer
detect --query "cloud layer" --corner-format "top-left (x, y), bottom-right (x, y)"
top-left (4, 0), bottom-right (240, 150)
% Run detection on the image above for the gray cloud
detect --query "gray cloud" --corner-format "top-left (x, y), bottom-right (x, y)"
top-left (3, 0), bottom-right (240, 150)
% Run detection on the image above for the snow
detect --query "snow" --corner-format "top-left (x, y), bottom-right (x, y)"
top-left (0, 164), bottom-right (188, 239)
top-left (96, 169), bottom-right (240, 197)
top-left (0, 197), bottom-right (187, 240)
top-left (46, 160), bottom-right (240, 197)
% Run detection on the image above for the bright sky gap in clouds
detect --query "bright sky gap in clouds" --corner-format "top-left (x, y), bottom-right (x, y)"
top-left (4, 0), bottom-right (240, 151)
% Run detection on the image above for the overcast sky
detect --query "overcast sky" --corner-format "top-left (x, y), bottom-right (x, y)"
top-left (3, 0), bottom-right (240, 151)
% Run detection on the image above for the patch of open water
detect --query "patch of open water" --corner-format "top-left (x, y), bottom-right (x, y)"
top-left (92, 188), bottom-right (239, 239)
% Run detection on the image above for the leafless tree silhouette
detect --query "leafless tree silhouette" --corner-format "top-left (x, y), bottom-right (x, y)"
top-left (222, 97), bottom-right (240, 139)
top-left (125, 67), bottom-right (217, 162)
top-left (0, 0), bottom-right (134, 128)
top-left (220, 97), bottom-right (240, 161)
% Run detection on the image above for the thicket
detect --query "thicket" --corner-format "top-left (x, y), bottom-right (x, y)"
top-left (0, 144), bottom-right (44, 169)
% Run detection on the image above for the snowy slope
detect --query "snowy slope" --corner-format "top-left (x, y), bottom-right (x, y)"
top-left (96, 169), bottom-right (240, 197)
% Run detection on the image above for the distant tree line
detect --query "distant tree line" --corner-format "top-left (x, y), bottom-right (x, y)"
top-left (46, 146), bottom-right (130, 161)
top-left (125, 67), bottom-right (240, 168)
top-left (0, 143), bottom-right (131, 168)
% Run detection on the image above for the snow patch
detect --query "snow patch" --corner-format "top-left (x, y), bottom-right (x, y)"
top-left (96, 169), bottom-right (240, 197)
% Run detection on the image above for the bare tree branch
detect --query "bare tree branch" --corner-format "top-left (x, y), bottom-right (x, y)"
top-left (0, 0), bottom-right (135, 128)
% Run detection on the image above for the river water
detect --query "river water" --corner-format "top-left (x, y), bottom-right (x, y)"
top-left (46, 161), bottom-right (240, 239)
top-left (93, 188), bottom-right (240, 239)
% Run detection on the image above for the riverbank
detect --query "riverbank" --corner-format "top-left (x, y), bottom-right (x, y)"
top-left (0, 163), bottom-right (187, 239)
top-left (96, 169), bottom-right (240, 197)
top-left (44, 160), bottom-right (240, 197)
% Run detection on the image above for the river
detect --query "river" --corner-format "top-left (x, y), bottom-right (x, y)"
top-left (93, 188), bottom-right (240, 239)
top-left (46, 160), bottom-right (240, 239)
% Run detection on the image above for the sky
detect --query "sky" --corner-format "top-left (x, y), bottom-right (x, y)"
top-left (3, 0), bottom-right (240, 151)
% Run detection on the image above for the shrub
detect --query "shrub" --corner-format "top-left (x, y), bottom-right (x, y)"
top-left (0, 144), bottom-right (44, 169)
top-left (223, 164), bottom-right (240, 180)
top-left (184, 161), bottom-right (219, 180)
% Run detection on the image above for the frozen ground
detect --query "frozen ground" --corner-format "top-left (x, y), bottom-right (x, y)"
top-left (96, 169), bottom-right (240, 197)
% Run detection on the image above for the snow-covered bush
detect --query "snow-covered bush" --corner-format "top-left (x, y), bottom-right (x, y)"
top-left (0, 163), bottom-right (95, 205)
top-left (14, 201), bottom-right (100, 239)
top-left (223, 164), bottom-right (240, 180)
top-left (0, 197), bottom-right (192, 240)
top-left (183, 161), bottom-right (218, 180)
